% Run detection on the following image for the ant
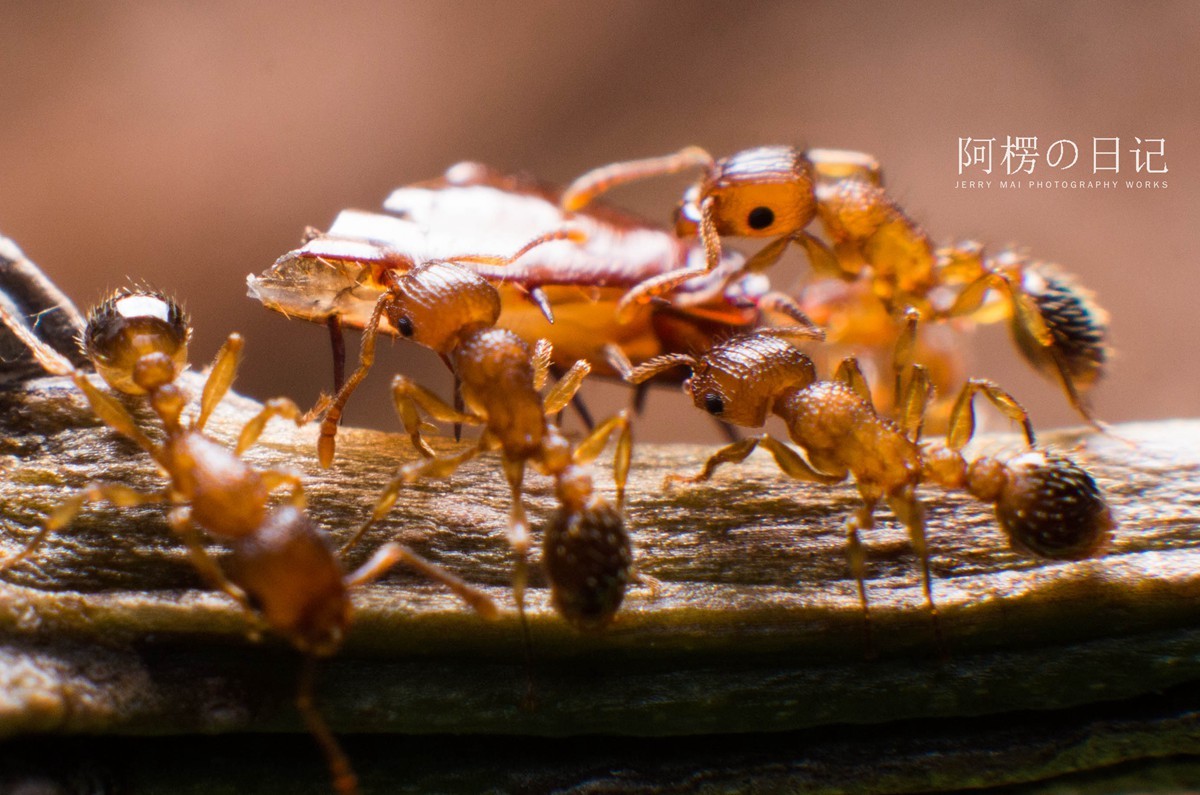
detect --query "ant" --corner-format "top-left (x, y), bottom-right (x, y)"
top-left (621, 321), bottom-right (1114, 653)
top-left (563, 145), bottom-right (1110, 429)
top-left (317, 232), bottom-right (636, 633)
top-left (0, 289), bottom-right (498, 795)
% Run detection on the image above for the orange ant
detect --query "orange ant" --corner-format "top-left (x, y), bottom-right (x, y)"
top-left (0, 289), bottom-right (497, 795)
top-left (564, 146), bottom-right (1110, 429)
top-left (622, 322), bottom-right (1114, 653)
top-left (318, 232), bottom-right (636, 632)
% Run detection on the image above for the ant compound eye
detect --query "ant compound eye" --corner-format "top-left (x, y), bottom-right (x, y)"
top-left (702, 392), bottom-right (725, 415)
top-left (747, 206), bottom-right (775, 230)
top-left (396, 316), bottom-right (414, 337)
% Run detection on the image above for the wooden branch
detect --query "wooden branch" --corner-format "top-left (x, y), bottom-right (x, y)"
top-left (1, 235), bottom-right (1198, 792)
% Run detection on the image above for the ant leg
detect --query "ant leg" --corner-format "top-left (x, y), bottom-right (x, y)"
top-left (754, 436), bottom-right (847, 485)
top-left (348, 541), bottom-right (498, 619)
top-left (0, 301), bottom-right (77, 375)
top-left (614, 265), bottom-right (712, 323)
top-left (296, 656), bottom-right (358, 795)
top-left (259, 469), bottom-right (306, 508)
top-left (743, 235), bottom-right (794, 273)
top-left (195, 333), bottom-right (245, 432)
top-left (318, 292), bottom-right (392, 468)
top-left (843, 497), bottom-right (878, 658)
top-left (897, 365), bottom-right (933, 442)
top-left (167, 507), bottom-right (255, 613)
top-left (665, 434), bottom-right (844, 490)
top-left (531, 340), bottom-right (552, 391)
top-left (327, 316), bottom-right (346, 395)
top-left (754, 291), bottom-right (824, 337)
top-left (542, 360), bottom-right (591, 416)
top-left (892, 308), bottom-right (920, 412)
top-left (947, 379), bottom-right (1036, 451)
top-left (792, 231), bottom-right (846, 279)
top-left (560, 146), bottom-right (714, 212)
top-left (235, 397), bottom-right (309, 455)
top-left (835, 357), bottom-right (875, 409)
top-left (391, 375), bottom-right (482, 458)
top-left (501, 456), bottom-right (538, 707)
top-left (341, 443), bottom-right (484, 556)
top-left (501, 457), bottom-right (531, 615)
top-left (70, 373), bottom-right (160, 457)
top-left (887, 487), bottom-right (945, 655)
top-left (614, 196), bottom-right (723, 323)
top-left (451, 229), bottom-right (586, 269)
top-left (664, 437), bottom-right (761, 490)
top-left (572, 410), bottom-right (631, 507)
top-left (1, 483), bottom-right (168, 572)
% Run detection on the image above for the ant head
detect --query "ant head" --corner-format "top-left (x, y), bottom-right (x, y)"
top-left (385, 261), bottom-right (501, 354)
top-left (702, 146), bottom-right (817, 239)
top-left (984, 451), bottom-right (1114, 560)
top-left (684, 332), bottom-right (817, 428)
top-left (84, 289), bottom-right (189, 394)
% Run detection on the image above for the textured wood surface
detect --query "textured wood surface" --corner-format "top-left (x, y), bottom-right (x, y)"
top-left (1, 236), bottom-right (1198, 792)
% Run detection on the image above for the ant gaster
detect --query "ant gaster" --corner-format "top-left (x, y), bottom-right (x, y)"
top-left (0, 290), bottom-right (497, 795)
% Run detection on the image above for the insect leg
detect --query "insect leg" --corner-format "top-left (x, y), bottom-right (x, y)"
top-left (318, 292), bottom-right (392, 468)
top-left (1, 483), bottom-right (169, 572)
top-left (542, 359), bottom-right (591, 416)
top-left (341, 443), bottom-right (484, 556)
top-left (947, 378), bottom-right (1036, 451)
top-left (391, 374), bottom-right (482, 459)
top-left (196, 333), bottom-right (245, 432)
top-left (572, 410), bottom-right (631, 508)
top-left (835, 357), bottom-right (875, 409)
top-left (235, 396), bottom-right (308, 455)
top-left (296, 656), bottom-right (358, 795)
top-left (560, 146), bottom-right (714, 212)
top-left (663, 437), bottom-right (762, 490)
top-left (843, 495), bottom-right (879, 658)
top-left (349, 542), bottom-right (498, 619)
top-left (887, 487), bottom-right (945, 656)
top-left (167, 506), bottom-right (255, 613)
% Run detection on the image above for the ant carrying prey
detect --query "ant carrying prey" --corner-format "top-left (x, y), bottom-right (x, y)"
top-left (565, 145), bottom-right (1110, 429)
top-left (319, 231), bottom-right (637, 633)
top-left (622, 322), bottom-right (1114, 653)
top-left (0, 289), bottom-right (497, 795)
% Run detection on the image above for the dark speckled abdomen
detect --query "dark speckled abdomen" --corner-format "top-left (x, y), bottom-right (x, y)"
top-left (995, 451), bottom-right (1114, 560)
top-left (1014, 265), bottom-right (1109, 388)
top-left (543, 498), bottom-right (632, 631)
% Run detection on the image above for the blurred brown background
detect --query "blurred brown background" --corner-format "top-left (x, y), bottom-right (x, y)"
top-left (0, 1), bottom-right (1195, 443)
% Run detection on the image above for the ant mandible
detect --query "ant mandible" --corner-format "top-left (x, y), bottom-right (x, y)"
top-left (622, 321), bottom-right (1114, 653)
top-left (563, 145), bottom-right (1110, 429)
top-left (0, 290), bottom-right (497, 795)
top-left (318, 231), bottom-right (635, 631)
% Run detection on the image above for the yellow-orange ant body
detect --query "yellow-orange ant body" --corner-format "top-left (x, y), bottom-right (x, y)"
top-left (0, 290), bottom-right (496, 795)
top-left (319, 232), bottom-right (635, 632)
top-left (565, 145), bottom-right (1110, 428)
top-left (624, 324), bottom-right (1114, 651)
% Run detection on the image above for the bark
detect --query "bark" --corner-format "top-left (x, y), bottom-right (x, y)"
top-left (1, 234), bottom-right (1198, 793)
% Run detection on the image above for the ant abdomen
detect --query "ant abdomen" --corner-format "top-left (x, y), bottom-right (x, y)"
top-left (1012, 263), bottom-right (1109, 389)
top-left (991, 451), bottom-right (1114, 560)
top-left (225, 505), bottom-right (350, 656)
top-left (543, 497), bottom-right (632, 631)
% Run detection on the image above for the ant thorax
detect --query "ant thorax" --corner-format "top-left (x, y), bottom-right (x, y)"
top-left (452, 326), bottom-right (546, 455)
